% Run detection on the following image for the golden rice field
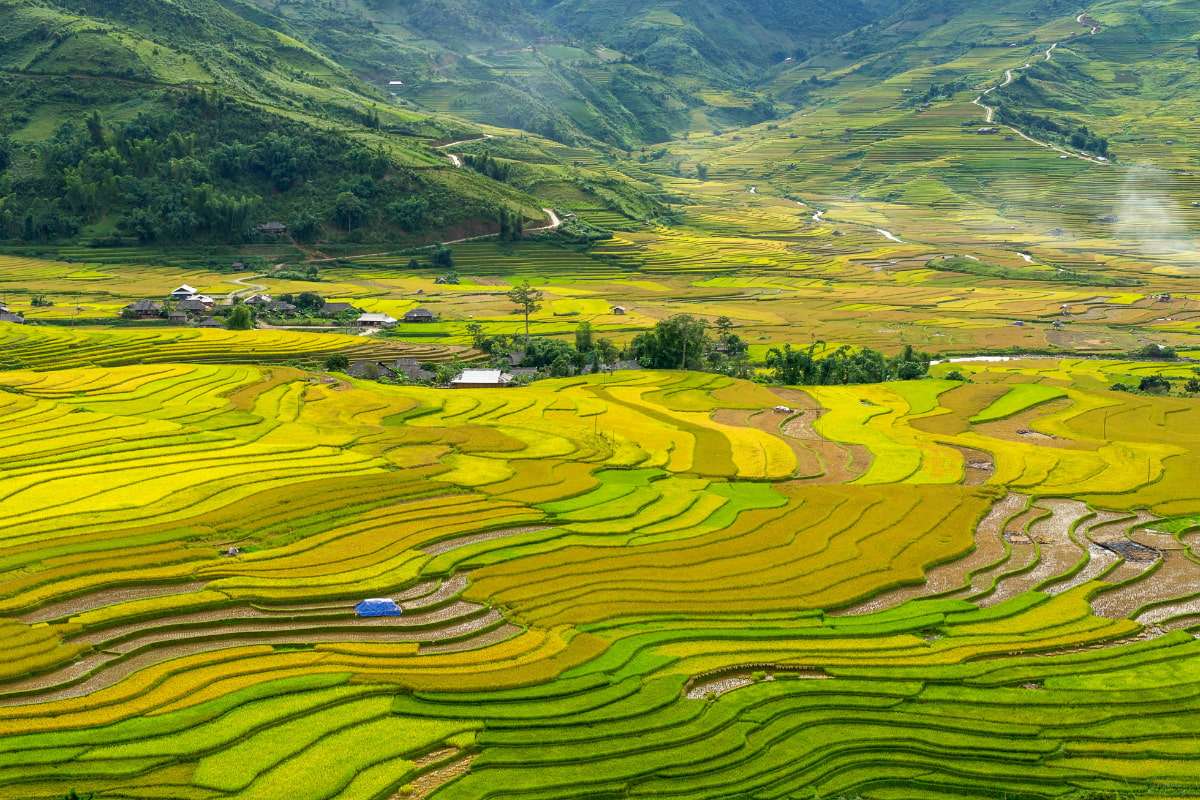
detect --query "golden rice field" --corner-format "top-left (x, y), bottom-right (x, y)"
top-left (3, 335), bottom-right (1200, 798)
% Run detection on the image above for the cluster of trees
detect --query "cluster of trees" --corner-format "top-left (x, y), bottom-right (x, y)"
top-left (628, 315), bottom-right (750, 376)
top-left (463, 153), bottom-right (513, 182)
top-left (765, 342), bottom-right (930, 385)
top-left (498, 209), bottom-right (525, 241)
top-left (0, 92), bottom-right (496, 243)
top-left (1111, 367), bottom-right (1200, 396)
top-left (994, 104), bottom-right (1110, 157)
top-left (468, 321), bottom-right (623, 378)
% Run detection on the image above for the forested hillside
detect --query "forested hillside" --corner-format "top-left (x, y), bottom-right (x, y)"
top-left (0, 0), bottom-right (552, 245)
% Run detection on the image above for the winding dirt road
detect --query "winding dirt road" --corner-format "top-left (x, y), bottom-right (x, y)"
top-left (972, 17), bottom-right (1109, 166)
top-left (225, 275), bottom-right (268, 302)
top-left (437, 134), bottom-right (493, 168)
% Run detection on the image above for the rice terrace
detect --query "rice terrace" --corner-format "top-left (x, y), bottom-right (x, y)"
top-left (1, 0), bottom-right (1200, 797)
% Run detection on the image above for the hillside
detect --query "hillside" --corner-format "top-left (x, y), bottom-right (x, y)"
top-left (255, 0), bottom-right (894, 148)
top-left (0, 0), bottom-right (581, 245)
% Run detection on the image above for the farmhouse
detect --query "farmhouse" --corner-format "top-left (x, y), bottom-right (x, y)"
top-left (169, 284), bottom-right (197, 300)
top-left (404, 307), bottom-right (437, 323)
top-left (265, 300), bottom-right (299, 315)
top-left (357, 312), bottom-right (397, 327)
top-left (450, 369), bottom-right (514, 388)
top-left (977, 127), bottom-right (999, 135)
top-left (123, 299), bottom-right (163, 318)
top-left (0, 310), bottom-right (25, 324)
top-left (611, 305), bottom-right (627, 315)
top-left (245, 294), bottom-right (273, 307)
top-left (167, 310), bottom-right (188, 325)
top-left (320, 302), bottom-right (361, 317)
top-left (176, 298), bottom-right (213, 315)
top-left (198, 318), bottom-right (224, 328)
top-left (256, 222), bottom-right (288, 236)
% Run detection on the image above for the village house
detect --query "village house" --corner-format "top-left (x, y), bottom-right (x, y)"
top-left (320, 302), bottom-right (361, 317)
top-left (404, 307), bottom-right (437, 323)
top-left (450, 369), bottom-right (514, 388)
top-left (0, 310), bottom-right (25, 324)
top-left (198, 318), bottom-right (225, 329)
top-left (611, 305), bottom-right (627, 316)
top-left (357, 312), bottom-right (397, 328)
top-left (176, 298), bottom-right (213, 315)
top-left (256, 222), bottom-right (288, 236)
top-left (245, 294), bottom-right (273, 307)
top-left (123, 299), bottom-right (163, 319)
top-left (265, 300), bottom-right (299, 316)
top-left (169, 284), bottom-right (197, 301)
top-left (351, 357), bottom-right (434, 382)
top-left (167, 310), bottom-right (188, 325)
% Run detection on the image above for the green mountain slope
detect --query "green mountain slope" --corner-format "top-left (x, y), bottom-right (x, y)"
top-left (0, 0), bottom-right (559, 245)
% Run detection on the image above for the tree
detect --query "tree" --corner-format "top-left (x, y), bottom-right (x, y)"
top-left (715, 316), bottom-right (734, 338)
top-left (85, 111), bottom-right (106, 148)
top-left (575, 321), bottom-right (593, 353)
top-left (765, 343), bottom-right (810, 385)
top-left (507, 280), bottom-right (543, 344)
top-left (1139, 375), bottom-right (1171, 394)
top-left (0, 135), bottom-right (12, 172)
top-left (324, 353), bottom-right (350, 372)
top-left (1185, 378), bottom-right (1200, 394)
top-left (466, 321), bottom-right (485, 349)
top-left (64, 790), bottom-right (94, 800)
top-left (226, 304), bottom-right (254, 330)
top-left (333, 192), bottom-right (366, 232)
top-left (696, 163), bottom-right (709, 181)
top-left (596, 338), bottom-right (619, 368)
top-left (432, 246), bottom-right (455, 269)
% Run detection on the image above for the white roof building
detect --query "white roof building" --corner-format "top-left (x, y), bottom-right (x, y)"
top-left (357, 312), bottom-right (397, 326)
top-left (450, 369), bottom-right (514, 388)
top-left (170, 284), bottom-right (197, 298)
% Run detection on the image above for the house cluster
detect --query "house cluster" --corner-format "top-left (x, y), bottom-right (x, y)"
top-left (122, 283), bottom-right (376, 326)
top-left (355, 307), bottom-right (438, 328)
top-left (123, 285), bottom-right (223, 326)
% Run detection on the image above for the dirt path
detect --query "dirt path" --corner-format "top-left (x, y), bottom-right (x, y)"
top-left (225, 275), bottom-right (268, 303)
top-left (437, 134), bottom-right (493, 168)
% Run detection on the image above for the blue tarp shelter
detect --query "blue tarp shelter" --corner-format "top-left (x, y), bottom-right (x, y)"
top-left (356, 598), bottom-right (403, 617)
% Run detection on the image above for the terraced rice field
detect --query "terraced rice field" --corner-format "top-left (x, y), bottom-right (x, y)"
top-left (1, 343), bottom-right (1200, 798)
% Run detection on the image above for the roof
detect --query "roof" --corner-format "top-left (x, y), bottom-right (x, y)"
top-left (404, 307), bottom-right (436, 319)
top-left (321, 302), bottom-right (359, 315)
top-left (358, 312), bottom-right (397, 324)
top-left (257, 221), bottom-right (287, 231)
top-left (126, 299), bottom-right (162, 311)
top-left (0, 311), bottom-right (25, 324)
top-left (451, 369), bottom-right (514, 386)
top-left (176, 298), bottom-right (211, 312)
top-left (171, 284), bottom-right (197, 295)
top-left (355, 598), bottom-right (402, 617)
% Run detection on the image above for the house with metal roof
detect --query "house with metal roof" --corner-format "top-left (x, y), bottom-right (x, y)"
top-left (450, 369), bottom-right (514, 388)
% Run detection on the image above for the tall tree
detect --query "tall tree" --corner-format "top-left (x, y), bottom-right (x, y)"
top-left (507, 280), bottom-right (543, 345)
